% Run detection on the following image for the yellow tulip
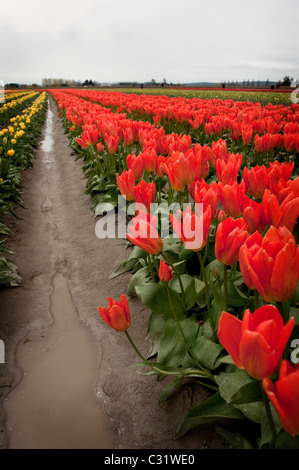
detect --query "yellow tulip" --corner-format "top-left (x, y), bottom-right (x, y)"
top-left (7, 149), bottom-right (15, 156)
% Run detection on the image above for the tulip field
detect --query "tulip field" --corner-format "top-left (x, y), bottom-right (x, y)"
top-left (2, 85), bottom-right (299, 449)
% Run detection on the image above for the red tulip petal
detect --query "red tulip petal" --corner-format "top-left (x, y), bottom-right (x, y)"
top-left (275, 317), bottom-right (295, 361)
top-left (275, 366), bottom-right (299, 436)
top-left (271, 242), bottom-right (298, 302)
top-left (251, 248), bottom-right (274, 301)
top-left (218, 312), bottom-right (242, 368)
top-left (240, 330), bottom-right (278, 379)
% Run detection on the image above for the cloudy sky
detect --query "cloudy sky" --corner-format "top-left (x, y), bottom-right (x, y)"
top-left (1, 0), bottom-right (298, 85)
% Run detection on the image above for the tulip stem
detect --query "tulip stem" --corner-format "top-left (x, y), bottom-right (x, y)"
top-left (161, 252), bottom-right (187, 310)
top-left (197, 251), bottom-right (217, 342)
top-left (254, 289), bottom-right (259, 310)
top-left (164, 281), bottom-right (213, 377)
top-left (223, 264), bottom-right (228, 312)
top-left (147, 253), bottom-right (156, 281)
top-left (261, 383), bottom-right (277, 449)
top-left (276, 301), bottom-right (289, 324)
top-left (125, 330), bottom-right (147, 363)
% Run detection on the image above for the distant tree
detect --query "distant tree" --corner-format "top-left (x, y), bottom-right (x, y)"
top-left (282, 76), bottom-right (291, 86)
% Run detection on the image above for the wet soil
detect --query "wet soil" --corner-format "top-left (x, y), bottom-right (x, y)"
top-left (0, 97), bottom-right (225, 449)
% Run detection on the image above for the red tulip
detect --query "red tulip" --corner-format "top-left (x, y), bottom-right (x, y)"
top-left (254, 135), bottom-right (265, 153)
top-left (192, 179), bottom-right (219, 217)
top-left (239, 226), bottom-right (299, 302)
top-left (96, 142), bottom-right (104, 153)
top-left (262, 189), bottom-right (299, 232)
top-left (268, 161), bottom-right (294, 185)
top-left (263, 360), bottom-right (299, 437)
top-left (284, 133), bottom-right (297, 152)
top-left (241, 124), bottom-right (253, 145)
top-left (155, 155), bottom-right (168, 178)
top-left (243, 165), bottom-right (271, 200)
top-left (170, 205), bottom-right (211, 252)
top-left (127, 153), bottom-right (145, 181)
top-left (98, 295), bottom-right (131, 331)
top-left (76, 126), bottom-right (101, 148)
top-left (116, 169), bottom-right (135, 201)
top-left (142, 148), bottom-right (157, 173)
top-left (158, 260), bottom-right (173, 282)
top-left (218, 306), bottom-right (295, 380)
top-left (209, 139), bottom-right (228, 169)
top-left (162, 151), bottom-right (195, 192)
top-left (216, 153), bottom-right (242, 184)
top-left (262, 189), bottom-right (282, 227)
top-left (215, 217), bottom-right (249, 265)
top-left (216, 209), bottom-right (227, 222)
top-left (192, 144), bottom-right (210, 179)
top-left (269, 176), bottom-right (299, 204)
top-left (106, 134), bottom-right (119, 154)
top-left (123, 127), bottom-right (134, 146)
top-left (126, 210), bottom-right (163, 255)
top-left (218, 180), bottom-right (247, 218)
top-left (242, 197), bottom-right (267, 234)
top-left (134, 179), bottom-right (156, 212)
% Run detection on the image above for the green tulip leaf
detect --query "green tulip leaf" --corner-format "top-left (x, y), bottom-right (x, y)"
top-left (159, 376), bottom-right (185, 405)
top-left (191, 335), bottom-right (224, 370)
top-left (146, 311), bottom-right (167, 358)
top-left (157, 316), bottom-right (199, 367)
top-left (215, 370), bottom-right (264, 424)
top-left (176, 392), bottom-right (244, 439)
top-left (136, 282), bottom-right (185, 319)
top-left (228, 380), bottom-right (262, 405)
top-left (127, 266), bottom-right (151, 296)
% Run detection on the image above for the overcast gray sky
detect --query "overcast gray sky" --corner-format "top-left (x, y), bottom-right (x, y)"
top-left (1, 0), bottom-right (298, 85)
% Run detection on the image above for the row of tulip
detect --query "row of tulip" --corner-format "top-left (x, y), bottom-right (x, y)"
top-left (61, 88), bottom-right (298, 163)
top-left (0, 90), bottom-right (40, 128)
top-left (165, 86), bottom-right (292, 106)
top-left (50, 88), bottom-right (299, 449)
top-left (0, 91), bottom-right (48, 286)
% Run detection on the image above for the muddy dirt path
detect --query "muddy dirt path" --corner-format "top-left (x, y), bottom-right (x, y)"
top-left (0, 97), bottom-right (224, 450)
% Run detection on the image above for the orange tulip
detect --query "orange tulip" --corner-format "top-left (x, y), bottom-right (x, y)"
top-left (216, 153), bottom-right (242, 184)
top-left (134, 180), bottom-right (156, 212)
top-left (263, 360), bottom-right (299, 437)
top-left (192, 179), bottom-right (219, 218)
top-left (126, 211), bottom-right (163, 255)
top-left (116, 169), bottom-right (135, 201)
top-left (158, 260), bottom-right (173, 282)
top-left (218, 180), bottom-right (247, 218)
top-left (162, 151), bottom-right (195, 192)
top-left (239, 226), bottom-right (299, 302)
top-left (262, 189), bottom-right (299, 232)
top-left (215, 217), bottom-right (249, 266)
top-left (127, 153), bottom-right (145, 181)
top-left (170, 205), bottom-right (211, 252)
top-left (218, 306), bottom-right (295, 380)
top-left (98, 295), bottom-right (131, 331)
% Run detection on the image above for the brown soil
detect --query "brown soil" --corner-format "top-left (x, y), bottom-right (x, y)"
top-left (0, 96), bottom-right (225, 450)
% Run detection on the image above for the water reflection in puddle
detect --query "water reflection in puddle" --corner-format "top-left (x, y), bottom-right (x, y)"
top-left (41, 101), bottom-right (54, 160)
top-left (4, 274), bottom-right (117, 449)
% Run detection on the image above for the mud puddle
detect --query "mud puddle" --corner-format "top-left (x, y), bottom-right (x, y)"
top-left (4, 274), bottom-right (116, 449)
